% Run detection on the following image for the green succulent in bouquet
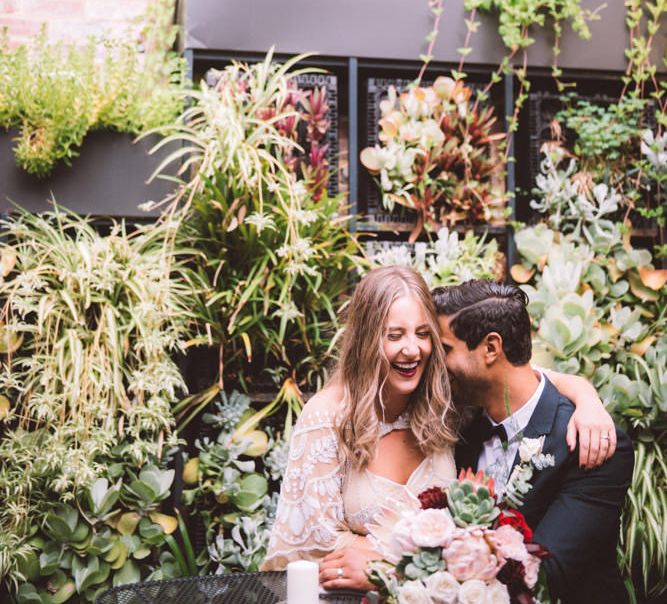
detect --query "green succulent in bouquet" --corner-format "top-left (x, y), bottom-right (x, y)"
top-left (397, 548), bottom-right (445, 581)
top-left (447, 477), bottom-right (499, 528)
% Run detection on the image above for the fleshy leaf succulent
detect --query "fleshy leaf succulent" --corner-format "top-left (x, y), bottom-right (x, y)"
top-left (447, 471), bottom-right (499, 527)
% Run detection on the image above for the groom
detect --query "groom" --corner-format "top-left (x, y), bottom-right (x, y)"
top-left (432, 280), bottom-right (634, 604)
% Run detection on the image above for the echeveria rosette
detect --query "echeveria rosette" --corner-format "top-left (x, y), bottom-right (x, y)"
top-left (447, 469), bottom-right (499, 528)
top-left (397, 548), bottom-right (446, 581)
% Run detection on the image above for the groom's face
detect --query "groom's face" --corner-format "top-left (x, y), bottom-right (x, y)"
top-left (437, 314), bottom-right (490, 405)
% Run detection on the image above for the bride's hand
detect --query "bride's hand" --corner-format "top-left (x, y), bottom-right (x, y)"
top-left (319, 537), bottom-right (380, 591)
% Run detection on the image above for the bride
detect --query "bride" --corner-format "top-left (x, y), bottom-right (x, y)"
top-left (261, 266), bottom-right (614, 590)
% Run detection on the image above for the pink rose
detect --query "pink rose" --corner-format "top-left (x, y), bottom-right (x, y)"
top-left (443, 529), bottom-right (500, 582)
top-left (487, 525), bottom-right (529, 563)
top-left (388, 513), bottom-right (418, 562)
top-left (523, 554), bottom-right (541, 589)
top-left (412, 508), bottom-right (456, 548)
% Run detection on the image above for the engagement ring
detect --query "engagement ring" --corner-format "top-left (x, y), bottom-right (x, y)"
top-left (336, 568), bottom-right (344, 578)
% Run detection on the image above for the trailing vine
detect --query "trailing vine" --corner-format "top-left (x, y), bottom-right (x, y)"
top-left (622, 0), bottom-right (667, 130)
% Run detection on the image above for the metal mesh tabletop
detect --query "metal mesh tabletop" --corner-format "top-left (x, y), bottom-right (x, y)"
top-left (96, 572), bottom-right (366, 604)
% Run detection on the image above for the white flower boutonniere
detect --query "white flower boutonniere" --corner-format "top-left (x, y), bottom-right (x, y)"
top-left (504, 435), bottom-right (555, 509)
top-left (519, 437), bottom-right (544, 463)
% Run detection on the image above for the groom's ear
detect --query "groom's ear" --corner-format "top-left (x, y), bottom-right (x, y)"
top-left (481, 332), bottom-right (503, 365)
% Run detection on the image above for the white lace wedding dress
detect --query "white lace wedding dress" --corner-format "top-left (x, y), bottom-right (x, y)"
top-left (261, 395), bottom-right (456, 570)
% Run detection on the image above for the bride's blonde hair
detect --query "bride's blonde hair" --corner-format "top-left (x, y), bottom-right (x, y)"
top-left (334, 266), bottom-right (457, 470)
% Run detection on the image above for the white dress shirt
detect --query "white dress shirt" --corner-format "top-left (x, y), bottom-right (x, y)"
top-left (477, 371), bottom-right (546, 495)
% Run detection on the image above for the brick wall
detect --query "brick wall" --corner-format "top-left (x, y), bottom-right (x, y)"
top-left (0, 0), bottom-right (153, 48)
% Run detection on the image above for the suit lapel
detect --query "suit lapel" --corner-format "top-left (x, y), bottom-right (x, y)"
top-left (508, 377), bottom-right (561, 474)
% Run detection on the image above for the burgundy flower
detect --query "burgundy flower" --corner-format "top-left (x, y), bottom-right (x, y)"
top-left (418, 486), bottom-right (447, 509)
top-left (497, 558), bottom-right (533, 602)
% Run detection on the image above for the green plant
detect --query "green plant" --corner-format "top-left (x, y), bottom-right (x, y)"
top-left (528, 147), bottom-right (622, 237)
top-left (146, 50), bottom-right (364, 391)
top-left (447, 479), bottom-right (499, 528)
top-left (368, 227), bottom-right (504, 287)
top-left (360, 77), bottom-right (506, 239)
top-left (0, 0), bottom-right (185, 176)
top-left (0, 206), bottom-right (205, 592)
top-left (513, 158), bottom-right (667, 599)
top-left (181, 390), bottom-right (287, 574)
top-left (4, 445), bottom-right (185, 602)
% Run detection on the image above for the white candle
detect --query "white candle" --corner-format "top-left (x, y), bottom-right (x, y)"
top-left (287, 560), bottom-right (319, 604)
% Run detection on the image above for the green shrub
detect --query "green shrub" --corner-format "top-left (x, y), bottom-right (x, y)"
top-left (0, 0), bottom-right (185, 177)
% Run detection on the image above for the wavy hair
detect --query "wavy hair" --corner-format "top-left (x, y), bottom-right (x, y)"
top-left (334, 266), bottom-right (457, 470)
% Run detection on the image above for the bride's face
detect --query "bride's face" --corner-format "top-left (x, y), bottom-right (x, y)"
top-left (381, 294), bottom-right (433, 405)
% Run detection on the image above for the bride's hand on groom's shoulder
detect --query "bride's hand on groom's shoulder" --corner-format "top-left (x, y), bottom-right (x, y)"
top-left (567, 395), bottom-right (617, 469)
top-left (319, 537), bottom-right (380, 591)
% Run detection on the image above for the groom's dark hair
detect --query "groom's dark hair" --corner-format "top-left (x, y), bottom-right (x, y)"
top-left (432, 280), bottom-right (532, 366)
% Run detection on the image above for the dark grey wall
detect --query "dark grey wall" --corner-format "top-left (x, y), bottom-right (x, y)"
top-left (182, 0), bottom-right (666, 73)
top-left (0, 132), bottom-right (174, 217)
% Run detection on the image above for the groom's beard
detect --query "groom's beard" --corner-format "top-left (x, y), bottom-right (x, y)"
top-left (448, 369), bottom-right (491, 409)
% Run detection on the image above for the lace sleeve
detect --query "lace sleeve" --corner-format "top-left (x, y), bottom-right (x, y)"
top-left (261, 402), bottom-right (357, 570)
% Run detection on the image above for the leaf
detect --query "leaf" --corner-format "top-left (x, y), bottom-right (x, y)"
top-left (148, 512), bottom-right (178, 535)
top-left (117, 512), bottom-right (141, 536)
top-left (0, 247), bottom-right (16, 277)
top-left (629, 272), bottom-right (660, 302)
top-left (510, 264), bottom-right (535, 283)
top-left (638, 267), bottom-right (667, 290)
top-left (51, 581), bottom-right (76, 604)
top-left (630, 336), bottom-right (656, 356)
top-left (0, 394), bottom-right (10, 420)
top-left (112, 559), bottom-right (141, 587)
top-left (110, 542), bottom-right (128, 570)
top-left (72, 554), bottom-right (99, 592)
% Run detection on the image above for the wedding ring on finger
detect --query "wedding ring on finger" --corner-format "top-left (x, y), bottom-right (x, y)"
top-left (601, 435), bottom-right (610, 441)
top-left (336, 568), bottom-right (344, 579)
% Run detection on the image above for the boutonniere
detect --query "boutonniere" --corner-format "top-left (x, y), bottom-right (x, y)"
top-left (504, 436), bottom-right (555, 509)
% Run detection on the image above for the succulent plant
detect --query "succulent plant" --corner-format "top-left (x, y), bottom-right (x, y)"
top-left (447, 473), bottom-right (500, 528)
top-left (361, 76), bottom-right (506, 238)
top-left (399, 548), bottom-right (445, 581)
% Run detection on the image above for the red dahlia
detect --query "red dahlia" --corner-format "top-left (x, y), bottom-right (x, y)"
top-left (418, 486), bottom-right (448, 509)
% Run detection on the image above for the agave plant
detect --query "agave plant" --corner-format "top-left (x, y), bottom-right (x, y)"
top-left (361, 76), bottom-right (506, 240)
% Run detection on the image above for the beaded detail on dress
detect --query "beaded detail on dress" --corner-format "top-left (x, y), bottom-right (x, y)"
top-left (261, 398), bottom-right (455, 571)
top-left (378, 411), bottom-right (410, 437)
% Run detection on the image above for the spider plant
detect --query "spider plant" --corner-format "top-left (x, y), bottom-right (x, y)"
top-left (145, 50), bottom-right (365, 393)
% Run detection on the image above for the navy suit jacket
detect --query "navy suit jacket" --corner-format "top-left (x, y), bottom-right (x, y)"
top-left (455, 378), bottom-right (634, 604)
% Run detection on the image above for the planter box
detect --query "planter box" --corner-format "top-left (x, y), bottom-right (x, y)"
top-left (0, 130), bottom-right (179, 217)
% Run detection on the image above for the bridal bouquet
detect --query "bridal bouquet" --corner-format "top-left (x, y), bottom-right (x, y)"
top-left (366, 465), bottom-right (549, 604)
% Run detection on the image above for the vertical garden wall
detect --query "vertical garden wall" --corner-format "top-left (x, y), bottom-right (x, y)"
top-left (0, 1), bottom-right (665, 602)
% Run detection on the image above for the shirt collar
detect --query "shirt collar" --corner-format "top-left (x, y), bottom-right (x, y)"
top-left (489, 370), bottom-right (546, 441)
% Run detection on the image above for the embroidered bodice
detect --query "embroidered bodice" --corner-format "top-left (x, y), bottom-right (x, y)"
top-left (261, 397), bottom-right (456, 570)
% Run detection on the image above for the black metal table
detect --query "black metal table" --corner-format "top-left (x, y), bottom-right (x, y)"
top-left (96, 572), bottom-right (366, 604)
